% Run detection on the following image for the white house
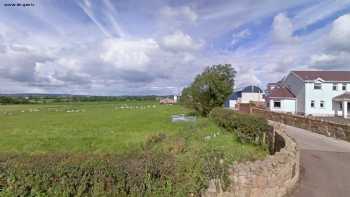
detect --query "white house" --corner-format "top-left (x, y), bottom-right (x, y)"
top-left (225, 85), bottom-right (265, 109)
top-left (266, 70), bottom-right (350, 118)
top-left (266, 85), bottom-right (296, 114)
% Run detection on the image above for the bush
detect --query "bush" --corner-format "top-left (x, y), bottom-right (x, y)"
top-left (209, 108), bottom-right (270, 146)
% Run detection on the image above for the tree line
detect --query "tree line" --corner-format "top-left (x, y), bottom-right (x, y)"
top-left (0, 95), bottom-right (163, 105)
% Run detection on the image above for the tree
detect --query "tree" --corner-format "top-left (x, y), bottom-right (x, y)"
top-left (181, 64), bottom-right (236, 116)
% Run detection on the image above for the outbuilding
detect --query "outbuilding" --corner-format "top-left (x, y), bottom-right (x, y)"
top-left (224, 85), bottom-right (265, 109)
top-left (266, 86), bottom-right (296, 114)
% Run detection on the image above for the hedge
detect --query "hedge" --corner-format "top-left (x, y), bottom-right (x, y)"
top-left (209, 107), bottom-right (270, 146)
top-left (0, 144), bottom-right (228, 196)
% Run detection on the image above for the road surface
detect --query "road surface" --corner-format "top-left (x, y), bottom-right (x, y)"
top-left (283, 124), bottom-right (350, 197)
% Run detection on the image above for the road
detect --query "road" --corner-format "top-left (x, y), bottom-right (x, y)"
top-left (283, 124), bottom-right (350, 197)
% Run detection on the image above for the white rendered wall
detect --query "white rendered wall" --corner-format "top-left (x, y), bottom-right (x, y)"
top-left (269, 99), bottom-right (296, 113)
top-left (240, 93), bottom-right (264, 103)
top-left (229, 100), bottom-right (237, 109)
top-left (304, 82), bottom-right (350, 116)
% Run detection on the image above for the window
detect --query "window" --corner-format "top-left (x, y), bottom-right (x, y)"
top-left (340, 103), bottom-right (343, 110)
top-left (273, 101), bottom-right (281, 108)
top-left (320, 101), bottom-right (324, 108)
top-left (311, 100), bottom-right (315, 108)
top-left (333, 83), bottom-right (338, 91)
top-left (314, 83), bottom-right (322, 90)
top-left (343, 84), bottom-right (347, 91)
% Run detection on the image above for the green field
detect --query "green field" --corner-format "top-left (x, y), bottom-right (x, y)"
top-left (0, 101), bottom-right (268, 196)
top-left (0, 101), bottom-right (266, 161)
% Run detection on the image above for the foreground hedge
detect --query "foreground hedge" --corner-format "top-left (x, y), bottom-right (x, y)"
top-left (209, 108), bottom-right (270, 146)
top-left (0, 145), bottom-right (228, 196)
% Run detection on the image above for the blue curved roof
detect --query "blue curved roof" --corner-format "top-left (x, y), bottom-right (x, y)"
top-left (227, 91), bottom-right (242, 100)
top-left (241, 85), bottom-right (263, 93)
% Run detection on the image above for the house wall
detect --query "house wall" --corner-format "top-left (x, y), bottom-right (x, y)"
top-left (304, 82), bottom-right (350, 116)
top-left (269, 99), bottom-right (296, 113)
top-left (229, 100), bottom-right (237, 109)
top-left (283, 73), bottom-right (305, 114)
top-left (240, 92), bottom-right (264, 103)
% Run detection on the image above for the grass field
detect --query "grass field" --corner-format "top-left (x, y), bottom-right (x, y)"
top-left (0, 101), bottom-right (266, 162)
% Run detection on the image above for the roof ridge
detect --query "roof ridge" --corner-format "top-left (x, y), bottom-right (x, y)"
top-left (290, 70), bottom-right (350, 81)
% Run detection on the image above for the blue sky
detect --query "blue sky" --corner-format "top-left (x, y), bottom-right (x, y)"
top-left (0, 0), bottom-right (350, 95)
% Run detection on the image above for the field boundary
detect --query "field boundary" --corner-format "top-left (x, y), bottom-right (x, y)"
top-left (252, 107), bottom-right (350, 142)
top-left (204, 122), bottom-right (300, 197)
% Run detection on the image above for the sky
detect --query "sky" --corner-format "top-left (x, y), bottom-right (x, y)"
top-left (0, 0), bottom-right (350, 95)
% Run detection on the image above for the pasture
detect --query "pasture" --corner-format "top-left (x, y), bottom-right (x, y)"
top-left (0, 101), bottom-right (266, 161)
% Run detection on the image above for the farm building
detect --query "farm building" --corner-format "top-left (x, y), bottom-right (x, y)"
top-left (160, 98), bottom-right (176, 104)
top-left (224, 85), bottom-right (265, 109)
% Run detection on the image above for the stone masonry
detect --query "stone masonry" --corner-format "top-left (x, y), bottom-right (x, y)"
top-left (252, 108), bottom-right (350, 142)
top-left (204, 123), bottom-right (300, 197)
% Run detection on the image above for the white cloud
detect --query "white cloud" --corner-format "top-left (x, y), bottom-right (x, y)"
top-left (272, 13), bottom-right (297, 43)
top-left (236, 69), bottom-right (261, 88)
top-left (310, 52), bottom-right (350, 69)
top-left (160, 31), bottom-right (202, 52)
top-left (100, 38), bottom-right (159, 72)
top-left (231, 29), bottom-right (251, 45)
top-left (307, 14), bottom-right (350, 70)
top-left (310, 53), bottom-right (336, 65)
top-left (328, 14), bottom-right (350, 51)
top-left (160, 6), bottom-right (197, 23)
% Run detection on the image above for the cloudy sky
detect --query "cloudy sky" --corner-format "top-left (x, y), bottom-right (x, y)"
top-left (1, 0), bottom-right (350, 95)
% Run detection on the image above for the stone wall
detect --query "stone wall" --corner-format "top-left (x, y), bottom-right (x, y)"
top-left (204, 123), bottom-right (300, 197)
top-left (252, 108), bottom-right (350, 142)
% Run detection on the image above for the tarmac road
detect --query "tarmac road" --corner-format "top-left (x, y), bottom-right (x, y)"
top-left (283, 124), bottom-right (350, 197)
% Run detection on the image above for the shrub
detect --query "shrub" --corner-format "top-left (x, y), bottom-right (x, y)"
top-left (209, 108), bottom-right (270, 146)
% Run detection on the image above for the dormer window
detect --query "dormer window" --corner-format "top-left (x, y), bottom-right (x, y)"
top-left (314, 83), bottom-right (322, 90)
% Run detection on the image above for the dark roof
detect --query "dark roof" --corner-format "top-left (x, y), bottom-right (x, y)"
top-left (227, 91), bottom-right (242, 100)
top-left (292, 71), bottom-right (350, 81)
top-left (268, 86), bottom-right (295, 99)
top-left (333, 92), bottom-right (350, 101)
top-left (224, 91), bottom-right (241, 107)
top-left (241, 85), bottom-right (263, 93)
